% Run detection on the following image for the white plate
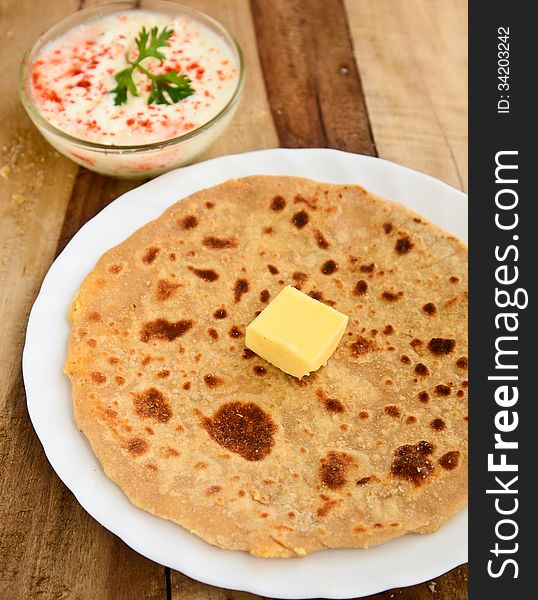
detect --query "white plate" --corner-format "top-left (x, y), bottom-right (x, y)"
top-left (23, 148), bottom-right (468, 599)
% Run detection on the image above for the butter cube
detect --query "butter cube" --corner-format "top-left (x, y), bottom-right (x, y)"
top-left (245, 285), bottom-right (349, 378)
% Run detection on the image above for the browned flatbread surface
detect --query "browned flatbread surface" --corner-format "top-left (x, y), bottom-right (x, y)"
top-left (65, 176), bottom-right (468, 557)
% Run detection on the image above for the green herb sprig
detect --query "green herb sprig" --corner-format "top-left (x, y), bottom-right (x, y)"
top-left (110, 26), bottom-right (195, 106)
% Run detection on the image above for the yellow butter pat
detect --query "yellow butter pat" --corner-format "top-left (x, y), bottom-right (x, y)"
top-left (245, 285), bottom-right (349, 378)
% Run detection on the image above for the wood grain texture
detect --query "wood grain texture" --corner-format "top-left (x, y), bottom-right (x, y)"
top-left (251, 0), bottom-right (376, 155)
top-left (181, 0), bottom-right (279, 158)
top-left (0, 1), bottom-right (86, 592)
top-left (364, 565), bottom-right (468, 600)
top-left (55, 171), bottom-right (144, 256)
top-left (0, 0), bottom-right (167, 594)
top-left (345, 0), bottom-right (467, 191)
top-left (172, 571), bottom-right (270, 600)
top-left (171, 565), bottom-right (467, 600)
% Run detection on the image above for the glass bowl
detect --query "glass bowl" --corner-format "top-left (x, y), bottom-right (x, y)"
top-left (19, 0), bottom-right (245, 178)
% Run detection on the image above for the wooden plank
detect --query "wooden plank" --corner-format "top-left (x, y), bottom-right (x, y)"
top-left (250, 0), bottom-right (376, 155)
top-left (56, 171), bottom-right (143, 256)
top-left (0, 381), bottom-right (165, 599)
top-left (170, 565), bottom-right (467, 600)
top-left (181, 0), bottom-right (280, 158)
top-left (0, 0), bottom-right (81, 590)
top-left (364, 565), bottom-right (468, 600)
top-left (345, 0), bottom-right (467, 191)
top-left (0, 0), bottom-right (77, 407)
top-left (0, 0), bottom-right (165, 597)
top-left (172, 572), bottom-right (270, 600)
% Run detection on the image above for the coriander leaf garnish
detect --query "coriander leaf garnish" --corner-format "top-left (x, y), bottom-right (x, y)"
top-left (148, 71), bottom-right (196, 105)
top-left (110, 26), bottom-right (195, 106)
top-left (135, 25), bottom-right (171, 62)
top-left (111, 67), bottom-right (139, 105)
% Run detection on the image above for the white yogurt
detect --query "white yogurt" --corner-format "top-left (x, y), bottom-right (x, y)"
top-left (31, 10), bottom-right (239, 146)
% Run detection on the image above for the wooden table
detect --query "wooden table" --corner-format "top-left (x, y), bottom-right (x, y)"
top-left (0, 0), bottom-right (468, 598)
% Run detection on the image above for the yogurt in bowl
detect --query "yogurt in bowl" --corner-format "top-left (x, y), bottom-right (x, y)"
top-left (19, 1), bottom-right (244, 177)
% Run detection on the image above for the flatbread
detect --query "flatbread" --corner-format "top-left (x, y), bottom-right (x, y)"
top-left (65, 176), bottom-right (468, 557)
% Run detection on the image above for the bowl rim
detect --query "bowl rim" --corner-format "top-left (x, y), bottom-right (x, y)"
top-left (18, 0), bottom-right (245, 153)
